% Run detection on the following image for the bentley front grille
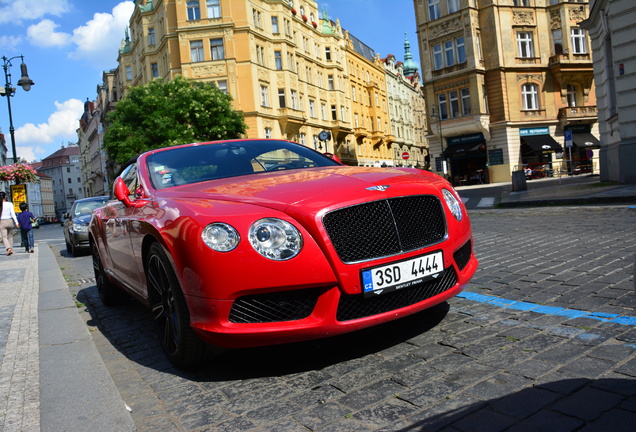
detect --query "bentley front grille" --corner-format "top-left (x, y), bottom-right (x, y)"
top-left (323, 195), bottom-right (446, 263)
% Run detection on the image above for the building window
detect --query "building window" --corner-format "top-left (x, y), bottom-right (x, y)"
top-left (274, 50), bottom-right (283, 70)
top-left (566, 84), bottom-right (577, 107)
top-left (456, 37), bottom-right (465, 63)
top-left (449, 90), bottom-right (460, 118)
top-left (438, 93), bottom-right (448, 120)
top-left (321, 103), bottom-right (327, 120)
top-left (341, 106), bottom-right (345, 121)
top-left (207, 0), bottom-right (220, 18)
top-left (461, 88), bottom-right (470, 115)
top-left (151, 63), bottom-right (158, 78)
top-left (428, 0), bottom-right (440, 20)
top-left (291, 90), bottom-right (298, 109)
top-left (377, 117), bottom-right (382, 132)
top-left (300, 132), bottom-right (306, 146)
top-left (252, 9), bottom-right (262, 28)
top-left (331, 105), bottom-right (337, 120)
top-left (354, 113), bottom-right (359, 127)
top-left (521, 83), bottom-right (539, 110)
top-left (514, 0), bottom-right (530, 5)
top-left (187, 1), bottom-right (201, 20)
top-left (271, 16), bottom-right (279, 34)
top-left (352, 86), bottom-right (357, 102)
top-left (433, 44), bottom-right (443, 70)
top-left (190, 40), bottom-right (204, 62)
top-left (448, 0), bottom-right (460, 13)
top-left (517, 32), bottom-right (534, 58)
top-left (328, 75), bottom-right (334, 90)
top-left (278, 88), bottom-right (286, 108)
top-left (264, 127), bottom-right (272, 139)
top-left (571, 28), bottom-right (587, 54)
top-left (125, 65), bottom-right (132, 80)
top-left (260, 85), bottom-right (269, 107)
top-left (552, 29), bottom-right (563, 55)
top-left (148, 28), bottom-right (155, 46)
top-left (256, 45), bottom-right (265, 66)
top-left (444, 40), bottom-right (455, 66)
top-left (210, 38), bottom-right (224, 60)
top-left (216, 80), bottom-right (228, 93)
top-left (325, 47), bottom-right (331, 61)
top-left (309, 100), bottom-right (316, 117)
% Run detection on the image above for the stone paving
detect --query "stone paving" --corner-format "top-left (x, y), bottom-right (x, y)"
top-left (0, 249), bottom-right (40, 432)
top-left (68, 205), bottom-right (636, 431)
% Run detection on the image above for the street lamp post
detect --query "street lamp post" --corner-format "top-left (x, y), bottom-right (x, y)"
top-left (1, 55), bottom-right (35, 164)
top-left (430, 108), bottom-right (450, 181)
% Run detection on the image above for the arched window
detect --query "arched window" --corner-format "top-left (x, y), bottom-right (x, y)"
top-left (521, 83), bottom-right (539, 110)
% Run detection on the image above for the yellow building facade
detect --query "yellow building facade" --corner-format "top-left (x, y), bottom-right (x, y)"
top-left (414, 0), bottom-right (598, 185)
top-left (113, 0), bottom-right (425, 167)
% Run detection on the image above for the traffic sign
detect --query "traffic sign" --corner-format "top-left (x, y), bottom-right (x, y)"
top-left (564, 130), bottom-right (573, 148)
top-left (401, 151), bottom-right (410, 160)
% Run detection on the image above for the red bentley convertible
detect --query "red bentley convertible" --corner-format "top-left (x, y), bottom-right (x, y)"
top-left (89, 139), bottom-right (477, 367)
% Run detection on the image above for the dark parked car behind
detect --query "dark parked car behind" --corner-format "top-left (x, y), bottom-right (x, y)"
top-left (63, 196), bottom-right (109, 256)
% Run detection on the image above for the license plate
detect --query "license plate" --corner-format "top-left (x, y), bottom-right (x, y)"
top-left (361, 251), bottom-right (444, 297)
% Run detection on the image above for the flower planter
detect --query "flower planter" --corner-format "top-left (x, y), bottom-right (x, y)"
top-left (302, 15), bottom-right (308, 22)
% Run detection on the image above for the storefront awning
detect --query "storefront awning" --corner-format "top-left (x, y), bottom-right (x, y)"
top-left (572, 133), bottom-right (600, 148)
top-left (521, 135), bottom-right (563, 153)
top-left (444, 143), bottom-right (483, 158)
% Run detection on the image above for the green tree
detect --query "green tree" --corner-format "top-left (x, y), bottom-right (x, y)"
top-left (103, 76), bottom-right (247, 165)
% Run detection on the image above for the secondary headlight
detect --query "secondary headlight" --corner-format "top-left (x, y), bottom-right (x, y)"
top-left (202, 223), bottom-right (240, 252)
top-left (71, 223), bottom-right (88, 233)
top-left (442, 188), bottom-right (463, 221)
top-left (249, 218), bottom-right (302, 260)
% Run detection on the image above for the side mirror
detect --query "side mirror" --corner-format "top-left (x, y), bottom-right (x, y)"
top-left (113, 177), bottom-right (147, 208)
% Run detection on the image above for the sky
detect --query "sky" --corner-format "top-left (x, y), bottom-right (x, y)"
top-left (0, 0), bottom-right (420, 163)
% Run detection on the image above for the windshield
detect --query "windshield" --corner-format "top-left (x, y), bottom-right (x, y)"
top-left (73, 198), bottom-right (108, 217)
top-left (146, 140), bottom-right (340, 189)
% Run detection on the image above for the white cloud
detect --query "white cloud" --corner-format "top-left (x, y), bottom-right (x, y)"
top-left (26, 19), bottom-right (71, 47)
top-left (0, 0), bottom-right (70, 25)
top-left (15, 98), bottom-right (84, 159)
top-left (68, 1), bottom-right (135, 67)
top-left (0, 35), bottom-right (22, 50)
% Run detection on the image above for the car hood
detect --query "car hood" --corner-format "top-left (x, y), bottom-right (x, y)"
top-left (157, 166), bottom-right (448, 215)
top-left (71, 215), bottom-right (92, 225)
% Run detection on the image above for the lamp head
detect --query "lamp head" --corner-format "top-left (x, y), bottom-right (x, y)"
top-left (17, 62), bottom-right (34, 92)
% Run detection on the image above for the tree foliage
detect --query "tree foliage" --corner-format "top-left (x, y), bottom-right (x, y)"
top-left (103, 76), bottom-right (247, 165)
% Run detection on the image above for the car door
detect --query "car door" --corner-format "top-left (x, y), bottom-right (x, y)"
top-left (102, 163), bottom-right (145, 295)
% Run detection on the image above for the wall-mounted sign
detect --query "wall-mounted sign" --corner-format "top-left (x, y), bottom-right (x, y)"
top-left (519, 127), bottom-right (550, 136)
top-left (447, 133), bottom-right (485, 146)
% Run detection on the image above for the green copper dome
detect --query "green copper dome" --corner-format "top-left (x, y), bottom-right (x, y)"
top-left (403, 33), bottom-right (419, 77)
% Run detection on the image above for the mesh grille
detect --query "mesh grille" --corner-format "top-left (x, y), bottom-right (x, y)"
top-left (337, 267), bottom-right (457, 321)
top-left (454, 240), bottom-right (472, 271)
top-left (229, 289), bottom-right (320, 323)
top-left (323, 196), bottom-right (446, 263)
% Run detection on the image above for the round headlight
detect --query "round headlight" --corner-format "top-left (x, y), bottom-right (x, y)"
top-left (202, 223), bottom-right (240, 252)
top-left (442, 188), bottom-right (463, 221)
top-left (71, 223), bottom-right (88, 233)
top-left (249, 218), bottom-right (302, 260)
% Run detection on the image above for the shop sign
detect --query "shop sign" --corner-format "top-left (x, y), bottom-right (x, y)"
top-left (447, 133), bottom-right (485, 146)
top-left (519, 127), bottom-right (550, 136)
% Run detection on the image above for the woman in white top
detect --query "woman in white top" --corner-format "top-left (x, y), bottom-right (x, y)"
top-left (0, 191), bottom-right (20, 255)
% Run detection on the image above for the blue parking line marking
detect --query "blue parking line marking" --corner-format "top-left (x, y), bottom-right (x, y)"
top-left (456, 291), bottom-right (636, 327)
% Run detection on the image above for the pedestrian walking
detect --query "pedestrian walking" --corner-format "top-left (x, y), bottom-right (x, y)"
top-left (17, 202), bottom-right (35, 253)
top-left (0, 191), bottom-right (19, 255)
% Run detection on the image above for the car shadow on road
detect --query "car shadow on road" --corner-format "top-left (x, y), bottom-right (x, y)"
top-left (76, 284), bottom-right (450, 381)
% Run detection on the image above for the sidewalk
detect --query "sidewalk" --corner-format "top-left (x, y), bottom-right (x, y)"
top-left (498, 175), bottom-right (636, 207)
top-left (0, 242), bottom-right (134, 432)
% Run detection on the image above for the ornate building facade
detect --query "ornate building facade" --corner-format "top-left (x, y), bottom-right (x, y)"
top-left (107, 0), bottom-right (428, 167)
top-left (414, 0), bottom-right (598, 185)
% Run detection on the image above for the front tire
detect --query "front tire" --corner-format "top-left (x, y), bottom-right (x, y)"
top-left (92, 241), bottom-right (127, 306)
top-left (146, 243), bottom-right (204, 369)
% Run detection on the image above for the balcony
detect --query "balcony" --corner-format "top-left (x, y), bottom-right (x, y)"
top-left (353, 127), bottom-right (368, 138)
top-left (558, 106), bottom-right (597, 121)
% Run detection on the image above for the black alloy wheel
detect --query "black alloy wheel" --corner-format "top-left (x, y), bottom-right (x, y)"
top-left (146, 243), bottom-right (204, 369)
top-left (91, 240), bottom-right (127, 306)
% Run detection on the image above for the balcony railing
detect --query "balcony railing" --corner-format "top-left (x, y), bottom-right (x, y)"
top-left (559, 106), bottom-right (597, 120)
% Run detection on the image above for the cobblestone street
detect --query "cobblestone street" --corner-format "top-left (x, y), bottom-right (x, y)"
top-left (71, 205), bottom-right (636, 431)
